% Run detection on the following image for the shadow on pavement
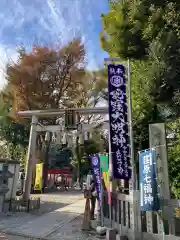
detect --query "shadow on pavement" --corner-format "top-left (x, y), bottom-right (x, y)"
top-left (0, 198), bottom-right (100, 240)
top-left (32, 189), bottom-right (84, 216)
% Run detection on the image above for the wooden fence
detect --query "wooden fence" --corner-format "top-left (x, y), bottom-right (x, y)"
top-left (103, 192), bottom-right (180, 240)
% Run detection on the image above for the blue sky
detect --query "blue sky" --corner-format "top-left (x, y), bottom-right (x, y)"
top-left (0, 0), bottom-right (109, 88)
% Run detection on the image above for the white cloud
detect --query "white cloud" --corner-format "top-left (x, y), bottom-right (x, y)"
top-left (0, 0), bottom-right (109, 88)
top-left (0, 46), bottom-right (18, 89)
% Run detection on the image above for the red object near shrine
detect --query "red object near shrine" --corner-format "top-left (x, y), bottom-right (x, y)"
top-left (45, 168), bottom-right (72, 188)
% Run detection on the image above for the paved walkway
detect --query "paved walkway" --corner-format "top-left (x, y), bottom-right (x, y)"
top-left (28, 190), bottom-right (84, 216)
top-left (1, 199), bottom-right (85, 238)
top-left (0, 197), bottom-right (102, 240)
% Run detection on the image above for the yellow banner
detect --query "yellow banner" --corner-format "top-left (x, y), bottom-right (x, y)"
top-left (34, 163), bottom-right (43, 191)
top-left (102, 171), bottom-right (111, 205)
top-left (102, 172), bottom-right (109, 190)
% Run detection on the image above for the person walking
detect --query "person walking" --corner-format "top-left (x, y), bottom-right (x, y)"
top-left (86, 170), bottom-right (93, 191)
top-left (20, 170), bottom-right (25, 193)
top-left (89, 179), bottom-right (97, 220)
top-left (86, 170), bottom-right (97, 220)
top-left (62, 174), bottom-right (68, 191)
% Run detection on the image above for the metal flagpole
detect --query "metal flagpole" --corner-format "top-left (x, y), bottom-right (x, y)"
top-left (153, 147), bottom-right (165, 240)
top-left (108, 130), bottom-right (113, 228)
top-left (105, 57), bottom-right (137, 235)
top-left (127, 59), bottom-right (138, 240)
top-left (105, 58), bottom-right (119, 229)
top-left (127, 59), bottom-right (136, 191)
top-left (100, 162), bottom-right (104, 227)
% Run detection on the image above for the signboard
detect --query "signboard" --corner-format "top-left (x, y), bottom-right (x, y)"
top-left (34, 163), bottom-right (43, 191)
top-left (108, 64), bottom-right (130, 179)
top-left (139, 149), bottom-right (160, 211)
top-left (89, 154), bottom-right (102, 208)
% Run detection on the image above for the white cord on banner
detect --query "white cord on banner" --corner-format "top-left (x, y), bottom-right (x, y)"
top-left (138, 144), bottom-right (166, 154)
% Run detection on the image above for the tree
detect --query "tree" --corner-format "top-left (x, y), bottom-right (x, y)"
top-left (94, 60), bottom-right (163, 153)
top-left (93, 69), bottom-right (108, 101)
top-left (72, 128), bottom-right (107, 179)
top-left (0, 38), bottom-right (87, 169)
top-left (99, 0), bottom-right (180, 194)
top-left (166, 120), bottom-right (180, 198)
top-left (99, 0), bottom-right (180, 143)
top-left (100, 0), bottom-right (180, 112)
top-left (4, 38), bottom-right (86, 122)
top-left (67, 71), bottom-right (103, 185)
top-left (0, 89), bottom-right (29, 161)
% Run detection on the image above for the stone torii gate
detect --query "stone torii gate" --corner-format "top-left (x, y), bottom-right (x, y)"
top-left (17, 107), bottom-right (108, 201)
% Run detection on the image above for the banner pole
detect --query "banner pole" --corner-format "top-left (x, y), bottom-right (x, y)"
top-left (105, 58), bottom-right (132, 232)
top-left (100, 165), bottom-right (104, 227)
top-left (127, 59), bottom-right (136, 190)
top-left (108, 126), bottom-right (113, 228)
top-left (153, 147), bottom-right (165, 240)
top-left (127, 59), bottom-right (138, 240)
top-left (89, 154), bottom-right (104, 229)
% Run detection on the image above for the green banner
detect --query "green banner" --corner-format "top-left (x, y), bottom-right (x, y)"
top-left (100, 155), bottom-right (109, 173)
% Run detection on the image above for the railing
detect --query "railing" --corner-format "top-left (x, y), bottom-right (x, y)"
top-left (9, 197), bottom-right (40, 212)
top-left (103, 192), bottom-right (180, 240)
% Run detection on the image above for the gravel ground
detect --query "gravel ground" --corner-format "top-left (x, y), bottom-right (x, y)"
top-left (31, 189), bottom-right (84, 216)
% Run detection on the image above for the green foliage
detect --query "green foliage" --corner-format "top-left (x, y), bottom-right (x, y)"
top-left (72, 128), bottom-right (106, 177)
top-left (167, 120), bottom-right (180, 198)
top-left (99, 0), bottom-right (180, 195)
top-left (0, 120), bottom-right (30, 148)
top-left (80, 139), bottom-right (100, 175)
top-left (83, 139), bottom-right (100, 156)
top-left (168, 148), bottom-right (180, 198)
top-left (0, 89), bottom-right (30, 148)
top-left (94, 60), bottom-right (163, 153)
top-left (0, 101), bottom-right (27, 162)
top-left (0, 141), bottom-right (27, 164)
top-left (0, 95), bottom-right (29, 162)
top-left (100, 0), bottom-right (180, 110)
top-left (100, 0), bottom-right (149, 59)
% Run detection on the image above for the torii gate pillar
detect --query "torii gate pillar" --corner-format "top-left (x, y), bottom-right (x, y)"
top-left (23, 116), bottom-right (38, 201)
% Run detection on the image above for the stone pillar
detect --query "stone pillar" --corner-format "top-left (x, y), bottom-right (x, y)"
top-left (149, 123), bottom-right (173, 235)
top-left (23, 116), bottom-right (38, 201)
top-left (129, 180), bottom-right (140, 240)
top-left (0, 195), bottom-right (4, 212)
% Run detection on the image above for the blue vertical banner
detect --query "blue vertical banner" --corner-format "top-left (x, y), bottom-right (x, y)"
top-left (90, 154), bottom-right (102, 208)
top-left (139, 149), bottom-right (160, 211)
top-left (108, 64), bottom-right (131, 179)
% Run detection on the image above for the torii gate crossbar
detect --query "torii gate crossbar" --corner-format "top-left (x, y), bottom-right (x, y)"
top-left (18, 107), bottom-right (108, 201)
